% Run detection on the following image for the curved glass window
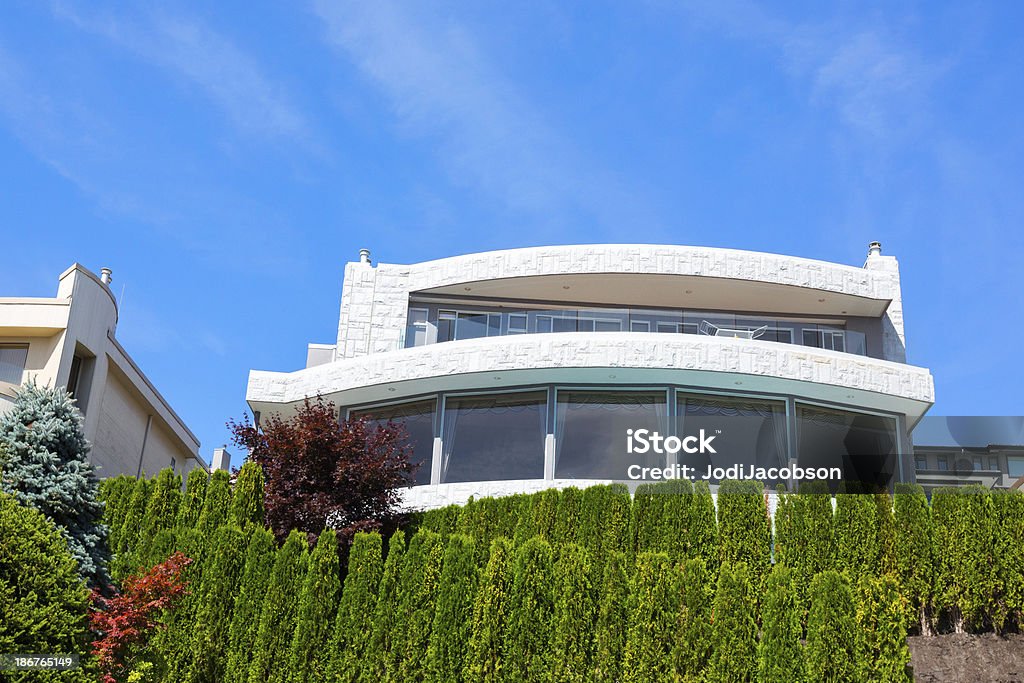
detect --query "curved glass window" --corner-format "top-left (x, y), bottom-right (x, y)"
top-left (555, 390), bottom-right (668, 479)
top-left (796, 405), bottom-right (898, 490)
top-left (441, 392), bottom-right (546, 483)
top-left (352, 400), bottom-right (436, 486)
top-left (678, 395), bottom-right (788, 484)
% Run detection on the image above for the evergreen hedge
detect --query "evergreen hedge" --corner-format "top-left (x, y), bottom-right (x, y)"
top-left (288, 528), bottom-right (341, 683)
top-left (247, 530), bottom-right (309, 683)
top-left (707, 562), bottom-right (757, 682)
top-left (932, 486), bottom-right (996, 631)
top-left (833, 491), bottom-right (878, 577)
top-left (758, 565), bottom-right (804, 683)
top-left (136, 468), bottom-right (182, 572)
top-left (425, 534), bottom-right (478, 683)
top-left (0, 492), bottom-right (92, 683)
top-left (326, 531), bottom-right (383, 683)
top-left (717, 479), bottom-right (771, 590)
top-left (892, 483), bottom-right (933, 632)
top-left (592, 551), bottom-right (630, 683)
top-left (856, 574), bottom-right (912, 682)
top-left (672, 557), bottom-right (713, 680)
top-left (224, 526), bottom-right (277, 683)
top-left (550, 543), bottom-right (596, 683)
top-left (365, 531), bottom-right (407, 679)
top-left (805, 571), bottom-right (859, 683)
top-left (622, 552), bottom-right (674, 683)
top-left (992, 489), bottom-right (1024, 631)
top-left (230, 462), bottom-right (265, 528)
top-left (177, 468), bottom-right (209, 530)
top-left (391, 529), bottom-right (446, 682)
top-left (464, 537), bottom-right (514, 683)
top-left (505, 536), bottom-right (556, 682)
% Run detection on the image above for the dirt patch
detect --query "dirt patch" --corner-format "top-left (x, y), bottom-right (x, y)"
top-left (908, 633), bottom-right (1024, 682)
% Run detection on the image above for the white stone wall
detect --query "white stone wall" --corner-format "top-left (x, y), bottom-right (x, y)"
top-left (398, 478), bottom-right (784, 516)
top-left (250, 332), bottom-right (934, 407)
top-left (334, 245), bottom-right (903, 360)
top-left (863, 253), bottom-right (907, 363)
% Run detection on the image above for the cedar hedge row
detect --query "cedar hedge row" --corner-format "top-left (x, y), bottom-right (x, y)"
top-left (92, 470), bottom-right (1024, 682)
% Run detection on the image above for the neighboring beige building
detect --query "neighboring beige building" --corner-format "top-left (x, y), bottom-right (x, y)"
top-left (0, 264), bottom-right (207, 478)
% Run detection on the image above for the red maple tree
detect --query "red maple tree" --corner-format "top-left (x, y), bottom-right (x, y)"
top-left (89, 552), bottom-right (193, 683)
top-left (229, 396), bottom-right (417, 547)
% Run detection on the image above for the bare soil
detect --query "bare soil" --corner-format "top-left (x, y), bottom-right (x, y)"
top-left (908, 633), bottom-right (1024, 682)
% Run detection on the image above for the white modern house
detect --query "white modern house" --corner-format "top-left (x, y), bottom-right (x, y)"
top-left (0, 264), bottom-right (207, 477)
top-left (246, 243), bottom-right (935, 508)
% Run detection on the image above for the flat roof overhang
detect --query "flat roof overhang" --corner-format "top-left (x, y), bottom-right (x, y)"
top-left (247, 333), bottom-right (933, 426)
top-left (415, 272), bottom-right (891, 317)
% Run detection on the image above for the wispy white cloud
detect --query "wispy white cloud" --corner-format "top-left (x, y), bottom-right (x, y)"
top-left (52, 3), bottom-right (312, 145)
top-left (310, 0), bottom-right (667, 237)
top-left (659, 0), bottom-right (945, 140)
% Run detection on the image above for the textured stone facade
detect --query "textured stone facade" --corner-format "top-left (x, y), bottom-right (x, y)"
top-left (250, 331), bottom-right (934, 405)
top-left (335, 244), bottom-right (904, 361)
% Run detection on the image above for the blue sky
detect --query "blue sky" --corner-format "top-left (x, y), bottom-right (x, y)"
top-left (1, 2), bottom-right (1022, 466)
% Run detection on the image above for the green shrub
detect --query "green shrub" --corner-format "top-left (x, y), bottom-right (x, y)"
top-left (288, 529), bottom-right (341, 683)
top-left (113, 477), bottom-right (153, 580)
top-left (426, 535), bottom-right (479, 683)
top-left (421, 504), bottom-right (462, 536)
top-left (592, 551), bottom-right (629, 683)
top-left (855, 574), bottom-right (912, 682)
top-left (176, 468), bottom-right (208, 530)
top-left (554, 487), bottom-right (584, 548)
top-left (629, 484), bottom-right (663, 555)
top-left (550, 543), bottom-right (596, 683)
top-left (758, 565), bottom-right (804, 683)
top-left (391, 529), bottom-right (446, 682)
top-left (198, 470), bottom-right (232, 539)
top-left (229, 462), bottom-right (265, 527)
top-left (185, 525), bottom-right (249, 683)
top-left (875, 491), bottom-right (897, 576)
top-left (932, 486), bottom-right (996, 631)
top-left (717, 480), bottom-right (771, 590)
top-left (707, 562), bottom-right (757, 682)
top-left (224, 526), bottom-right (277, 683)
top-left (671, 558), bottom-right (713, 681)
top-left (892, 483), bottom-right (933, 633)
top-left (805, 571), bottom-right (858, 682)
top-left (0, 381), bottom-right (109, 587)
top-left (774, 483), bottom-right (832, 619)
top-left (247, 530), bottom-right (309, 683)
top-left (326, 531), bottom-right (383, 683)
top-left (135, 468), bottom-right (182, 570)
top-left (463, 538), bottom-right (514, 683)
top-left (365, 531), bottom-right (406, 679)
top-left (833, 492), bottom-right (877, 577)
top-left (0, 492), bottom-right (91, 682)
top-left (622, 552), bottom-right (674, 683)
top-left (992, 489), bottom-right (1024, 631)
top-left (141, 528), bottom-right (178, 569)
top-left (505, 536), bottom-right (556, 682)
top-left (515, 488), bottom-right (560, 546)
top-left (99, 474), bottom-right (136, 550)
top-left (690, 480), bottom-right (718, 570)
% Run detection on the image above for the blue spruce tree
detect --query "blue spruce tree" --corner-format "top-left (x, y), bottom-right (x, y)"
top-left (0, 380), bottom-right (109, 586)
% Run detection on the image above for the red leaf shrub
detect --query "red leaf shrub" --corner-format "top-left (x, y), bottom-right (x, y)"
top-left (229, 397), bottom-right (417, 547)
top-left (89, 552), bottom-right (193, 683)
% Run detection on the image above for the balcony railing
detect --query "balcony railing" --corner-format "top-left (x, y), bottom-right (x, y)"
top-left (404, 305), bottom-right (867, 356)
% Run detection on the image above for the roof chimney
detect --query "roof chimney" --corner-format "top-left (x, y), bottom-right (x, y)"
top-left (212, 446), bottom-right (231, 472)
top-left (100, 267), bottom-right (113, 285)
top-left (867, 241), bottom-right (882, 257)
top-left (358, 248), bottom-right (372, 265)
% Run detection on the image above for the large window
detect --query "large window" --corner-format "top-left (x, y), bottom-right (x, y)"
top-left (555, 390), bottom-right (668, 479)
top-left (678, 395), bottom-right (787, 483)
top-left (405, 302), bottom-right (869, 356)
top-left (0, 345), bottom-right (28, 384)
top-left (1009, 456), bottom-right (1024, 479)
top-left (441, 392), bottom-right (546, 483)
top-left (797, 405), bottom-right (898, 490)
top-left (352, 399), bottom-right (436, 486)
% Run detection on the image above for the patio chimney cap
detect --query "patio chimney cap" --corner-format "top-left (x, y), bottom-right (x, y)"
top-left (358, 248), bottom-right (372, 265)
top-left (867, 241), bottom-right (882, 256)
top-left (99, 267), bottom-right (113, 284)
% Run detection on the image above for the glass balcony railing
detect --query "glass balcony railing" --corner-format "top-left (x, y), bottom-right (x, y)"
top-left (404, 305), bottom-right (868, 356)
